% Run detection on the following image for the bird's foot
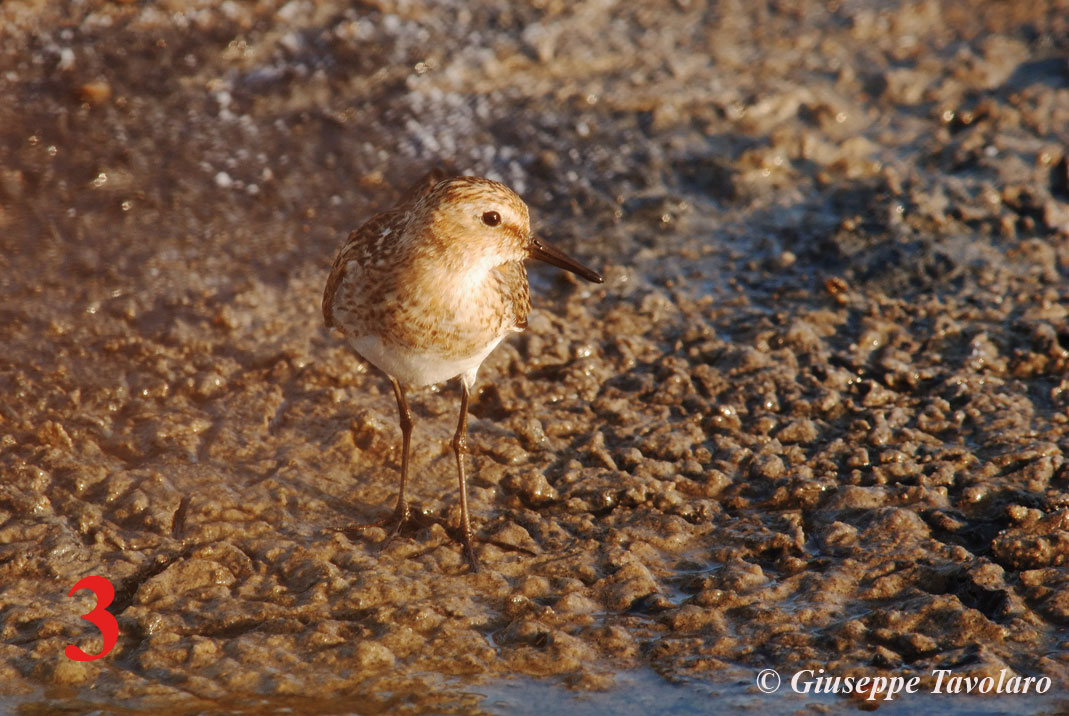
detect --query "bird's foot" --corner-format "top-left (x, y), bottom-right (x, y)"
top-left (342, 502), bottom-right (481, 572)
top-left (463, 540), bottom-right (480, 573)
top-left (341, 500), bottom-right (411, 546)
top-left (444, 522), bottom-right (480, 573)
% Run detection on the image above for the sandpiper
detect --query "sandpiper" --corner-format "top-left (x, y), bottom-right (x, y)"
top-left (322, 170), bottom-right (603, 570)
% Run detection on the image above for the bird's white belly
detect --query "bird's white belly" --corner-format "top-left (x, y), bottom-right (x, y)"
top-left (350, 334), bottom-right (504, 389)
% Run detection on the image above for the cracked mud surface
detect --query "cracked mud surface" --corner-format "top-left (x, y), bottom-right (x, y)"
top-left (1, 0), bottom-right (1068, 712)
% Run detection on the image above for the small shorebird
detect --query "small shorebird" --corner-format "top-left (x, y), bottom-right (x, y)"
top-left (322, 170), bottom-right (603, 570)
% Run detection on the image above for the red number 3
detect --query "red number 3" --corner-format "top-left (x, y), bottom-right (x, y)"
top-left (65, 575), bottom-right (119, 661)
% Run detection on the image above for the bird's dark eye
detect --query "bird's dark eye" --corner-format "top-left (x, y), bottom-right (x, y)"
top-left (481, 211), bottom-right (501, 227)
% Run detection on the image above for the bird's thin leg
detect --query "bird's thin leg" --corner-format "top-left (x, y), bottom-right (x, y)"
top-left (452, 381), bottom-right (479, 571)
top-left (349, 376), bottom-right (412, 540)
top-left (383, 376), bottom-right (413, 541)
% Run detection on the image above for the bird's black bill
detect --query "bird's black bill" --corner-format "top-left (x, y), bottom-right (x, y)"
top-left (529, 237), bottom-right (604, 283)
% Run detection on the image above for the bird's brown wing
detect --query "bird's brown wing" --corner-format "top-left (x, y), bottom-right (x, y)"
top-left (322, 168), bottom-right (455, 329)
top-left (322, 213), bottom-right (391, 328)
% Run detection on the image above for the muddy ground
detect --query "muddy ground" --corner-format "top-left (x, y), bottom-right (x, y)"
top-left (1, 0), bottom-right (1067, 713)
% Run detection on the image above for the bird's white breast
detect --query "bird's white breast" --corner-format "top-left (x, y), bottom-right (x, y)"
top-left (349, 334), bottom-right (505, 390)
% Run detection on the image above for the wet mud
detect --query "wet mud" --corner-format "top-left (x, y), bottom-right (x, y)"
top-left (1, 0), bottom-right (1067, 712)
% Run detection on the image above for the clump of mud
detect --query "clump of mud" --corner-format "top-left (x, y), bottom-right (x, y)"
top-left (1, 0), bottom-right (1066, 712)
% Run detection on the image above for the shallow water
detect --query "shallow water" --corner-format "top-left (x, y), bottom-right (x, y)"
top-left (6, 668), bottom-right (1065, 715)
top-left (477, 670), bottom-right (1068, 716)
top-left (1, 0), bottom-right (1067, 712)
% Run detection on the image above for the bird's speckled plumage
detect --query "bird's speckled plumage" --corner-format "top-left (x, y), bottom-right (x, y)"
top-left (324, 174), bottom-right (532, 388)
top-left (322, 170), bottom-right (603, 570)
